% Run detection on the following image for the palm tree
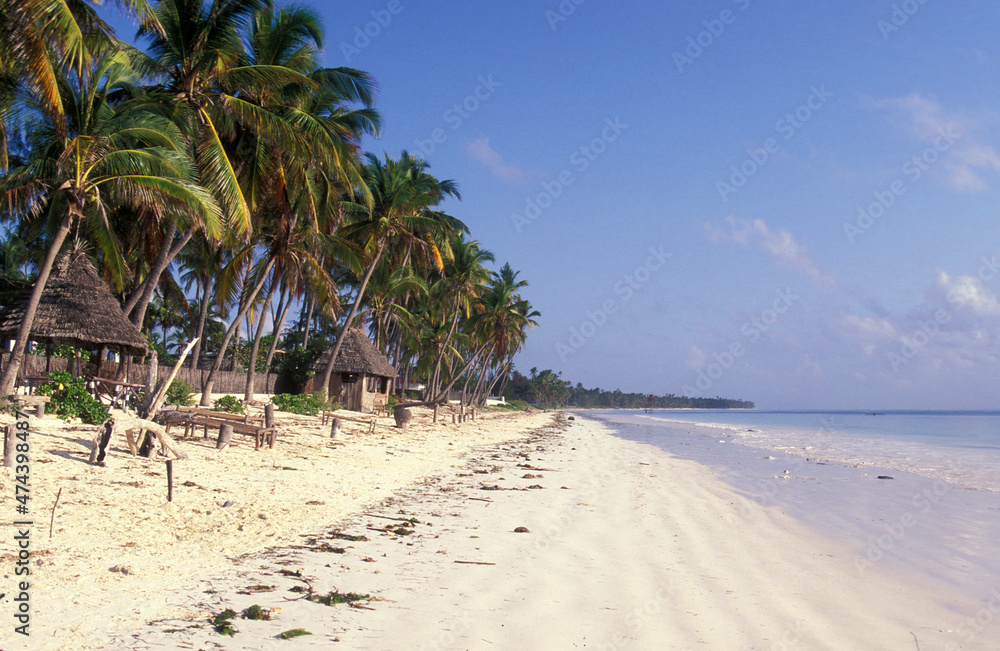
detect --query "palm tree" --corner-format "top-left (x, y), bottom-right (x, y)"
top-left (317, 151), bottom-right (460, 396)
top-left (423, 234), bottom-right (494, 400)
top-left (0, 47), bottom-right (218, 397)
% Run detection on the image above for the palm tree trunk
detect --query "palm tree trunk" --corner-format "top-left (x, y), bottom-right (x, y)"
top-left (244, 272), bottom-right (278, 401)
top-left (0, 211), bottom-right (73, 397)
top-left (427, 343), bottom-right (488, 405)
top-left (318, 243), bottom-right (385, 396)
top-left (264, 283), bottom-right (291, 372)
top-left (190, 278), bottom-right (211, 370)
top-left (126, 222), bottom-right (193, 327)
top-left (301, 296), bottom-right (313, 349)
top-left (199, 258), bottom-right (276, 406)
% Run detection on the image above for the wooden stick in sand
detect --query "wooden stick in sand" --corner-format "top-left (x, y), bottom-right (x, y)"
top-left (49, 487), bottom-right (62, 538)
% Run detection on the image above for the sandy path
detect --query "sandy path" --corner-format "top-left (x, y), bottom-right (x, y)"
top-left (94, 414), bottom-right (996, 650)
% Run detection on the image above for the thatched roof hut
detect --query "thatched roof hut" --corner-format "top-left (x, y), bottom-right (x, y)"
top-left (313, 329), bottom-right (397, 413)
top-left (314, 329), bottom-right (398, 377)
top-left (0, 250), bottom-right (148, 356)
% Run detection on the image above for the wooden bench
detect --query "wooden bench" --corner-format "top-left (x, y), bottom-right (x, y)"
top-left (8, 394), bottom-right (51, 417)
top-left (156, 409), bottom-right (276, 450)
top-left (321, 410), bottom-right (376, 433)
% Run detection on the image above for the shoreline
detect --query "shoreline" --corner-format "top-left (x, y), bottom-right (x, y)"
top-left (82, 413), bottom-right (1000, 649)
top-left (6, 408), bottom-right (1000, 648)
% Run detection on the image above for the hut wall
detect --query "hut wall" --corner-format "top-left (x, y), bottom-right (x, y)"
top-left (329, 372), bottom-right (365, 412)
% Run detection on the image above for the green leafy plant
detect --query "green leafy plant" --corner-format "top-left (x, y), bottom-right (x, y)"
top-left (280, 628), bottom-right (312, 639)
top-left (35, 370), bottom-right (109, 424)
top-left (211, 609), bottom-right (237, 636)
top-left (242, 605), bottom-right (270, 620)
top-left (164, 380), bottom-right (195, 406)
top-left (277, 348), bottom-right (318, 390)
top-left (306, 590), bottom-right (371, 606)
top-left (271, 393), bottom-right (324, 416)
top-left (386, 395), bottom-right (399, 408)
top-left (212, 395), bottom-right (244, 414)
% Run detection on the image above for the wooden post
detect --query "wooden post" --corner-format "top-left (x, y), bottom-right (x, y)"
top-left (3, 425), bottom-right (13, 468)
top-left (264, 404), bottom-right (275, 428)
top-left (331, 417), bottom-right (342, 440)
top-left (166, 460), bottom-right (173, 502)
top-left (433, 404), bottom-right (438, 423)
top-left (471, 408), bottom-right (476, 421)
top-left (452, 414), bottom-right (456, 425)
top-left (35, 401), bottom-right (45, 418)
top-left (217, 423), bottom-right (234, 451)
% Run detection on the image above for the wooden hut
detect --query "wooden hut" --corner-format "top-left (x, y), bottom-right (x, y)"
top-left (0, 250), bottom-right (148, 381)
top-left (313, 329), bottom-right (397, 413)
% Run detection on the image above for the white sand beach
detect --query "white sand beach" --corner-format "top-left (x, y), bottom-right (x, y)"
top-left (3, 409), bottom-right (998, 650)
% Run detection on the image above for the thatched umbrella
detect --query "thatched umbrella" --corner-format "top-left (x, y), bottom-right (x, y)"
top-left (0, 250), bottom-right (148, 380)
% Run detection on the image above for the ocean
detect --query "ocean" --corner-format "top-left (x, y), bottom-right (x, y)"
top-left (591, 409), bottom-right (1000, 492)
top-left (584, 409), bottom-right (1000, 610)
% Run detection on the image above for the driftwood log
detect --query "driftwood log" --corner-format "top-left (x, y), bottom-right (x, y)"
top-left (89, 418), bottom-right (188, 465)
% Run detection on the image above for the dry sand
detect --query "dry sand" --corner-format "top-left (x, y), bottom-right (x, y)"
top-left (3, 408), bottom-right (997, 650)
top-left (0, 400), bottom-right (550, 650)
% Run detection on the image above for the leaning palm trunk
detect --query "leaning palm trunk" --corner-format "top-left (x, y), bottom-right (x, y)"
top-left (190, 279), bottom-right (212, 370)
top-left (0, 212), bottom-right (73, 397)
top-left (264, 284), bottom-right (292, 372)
top-left (244, 273), bottom-right (279, 401)
top-left (318, 244), bottom-right (385, 396)
top-left (128, 224), bottom-right (194, 329)
top-left (199, 259), bottom-right (275, 406)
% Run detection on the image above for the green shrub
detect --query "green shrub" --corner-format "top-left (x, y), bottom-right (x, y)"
top-left (271, 393), bottom-right (324, 416)
top-left (164, 380), bottom-right (195, 406)
top-left (386, 395), bottom-right (399, 408)
top-left (277, 348), bottom-right (318, 389)
top-left (212, 395), bottom-right (244, 414)
top-left (35, 370), bottom-right (109, 424)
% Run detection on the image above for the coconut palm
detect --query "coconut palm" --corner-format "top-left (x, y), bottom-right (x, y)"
top-left (423, 234), bottom-right (494, 400)
top-left (0, 47), bottom-right (218, 397)
top-left (317, 151), bottom-right (460, 396)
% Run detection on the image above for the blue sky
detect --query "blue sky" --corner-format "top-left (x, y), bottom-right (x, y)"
top-left (117, 1), bottom-right (1000, 409)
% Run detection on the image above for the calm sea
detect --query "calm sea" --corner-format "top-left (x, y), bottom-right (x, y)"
top-left (589, 409), bottom-right (1000, 492)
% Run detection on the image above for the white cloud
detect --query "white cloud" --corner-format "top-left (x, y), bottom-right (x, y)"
top-left (705, 217), bottom-right (835, 286)
top-left (932, 270), bottom-right (1000, 317)
top-left (875, 93), bottom-right (1000, 191)
top-left (685, 346), bottom-right (706, 370)
top-left (465, 138), bottom-right (527, 184)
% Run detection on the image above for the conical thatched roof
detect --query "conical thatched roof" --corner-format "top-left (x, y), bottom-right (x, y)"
top-left (0, 250), bottom-right (149, 355)
top-left (314, 329), bottom-right (397, 377)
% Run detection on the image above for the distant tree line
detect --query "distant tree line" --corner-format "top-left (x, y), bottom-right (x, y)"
top-left (505, 369), bottom-right (754, 410)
